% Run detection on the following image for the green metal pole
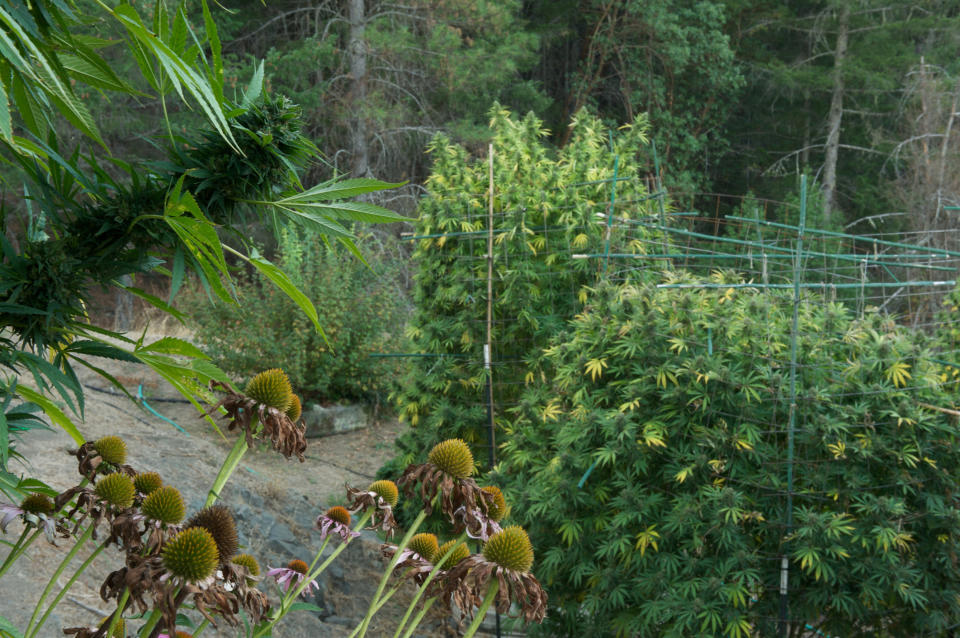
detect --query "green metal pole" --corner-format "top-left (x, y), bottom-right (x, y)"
top-left (652, 140), bottom-right (668, 254)
top-left (780, 175), bottom-right (806, 638)
top-left (602, 155), bottom-right (620, 274)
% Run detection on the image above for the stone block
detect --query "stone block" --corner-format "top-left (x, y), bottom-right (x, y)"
top-left (303, 403), bottom-right (370, 438)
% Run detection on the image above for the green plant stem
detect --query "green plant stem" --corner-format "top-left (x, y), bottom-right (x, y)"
top-left (24, 521), bottom-right (94, 637)
top-left (355, 510), bottom-right (427, 638)
top-left (461, 578), bottom-right (500, 638)
top-left (138, 609), bottom-right (163, 638)
top-left (28, 541), bottom-right (107, 638)
top-left (0, 527), bottom-right (39, 579)
top-left (347, 581), bottom-right (406, 638)
top-left (391, 532), bottom-right (468, 638)
top-left (104, 587), bottom-right (130, 637)
top-left (205, 434), bottom-right (248, 507)
top-left (399, 597), bottom-right (435, 638)
top-left (193, 618), bottom-right (210, 636)
top-left (251, 509), bottom-right (373, 638)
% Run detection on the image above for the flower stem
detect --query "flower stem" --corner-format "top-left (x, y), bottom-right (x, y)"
top-left (400, 597), bottom-right (435, 638)
top-left (462, 578), bottom-right (500, 638)
top-left (193, 618), bottom-right (210, 636)
top-left (0, 527), bottom-right (39, 579)
top-left (251, 509), bottom-right (373, 638)
top-left (355, 510), bottom-right (427, 638)
top-left (27, 541), bottom-right (107, 638)
top-left (104, 587), bottom-right (130, 638)
top-left (137, 609), bottom-right (162, 638)
top-left (205, 434), bottom-right (249, 507)
top-left (391, 532), bottom-right (468, 638)
top-left (24, 522), bottom-right (94, 638)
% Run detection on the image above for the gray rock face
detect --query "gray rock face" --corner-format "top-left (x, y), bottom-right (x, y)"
top-left (303, 403), bottom-right (371, 438)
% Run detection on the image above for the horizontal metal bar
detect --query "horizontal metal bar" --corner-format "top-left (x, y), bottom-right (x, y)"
top-left (657, 280), bottom-right (956, 290)
top-left (725, 214), bottom-right (960, 259)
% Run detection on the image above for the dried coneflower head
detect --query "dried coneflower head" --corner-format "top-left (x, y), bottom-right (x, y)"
top-left (286, 394), bottom-right (302, 422)
top-left (142, 486), bottom-right (186, 525)
top-left (483, 526), bottom-right (534, 573)
top-left (187, 505), bottom-right (239, 563)
top-left (481, 486), bottom-right (508, 521)
top-left (244, 368), bottom-right (293, 411)
top-left (20, 493), bottom-right (54, 515)
top-left (232, 553), bottom-right (261, 577)
top-left (409, 533), bottom-right (440, 563)
top-left (368, 480), bottom-right (399, 507)
top-left (163, 527), bottom-right (220, 582)
top-left (287, 558), bottom-right (309, 574)
top-left (95, 473), bottom-right (135, 509)
top-left (324, 506), bottom-right (351, 526)
top-left (94, 435), bottom-right (128, 465)
top-left (428, 439), bottom-right (474, 478)
top-left (438, 540), bottom-right (470, 566)
top-left (134, 471), bottom-right (163, 495)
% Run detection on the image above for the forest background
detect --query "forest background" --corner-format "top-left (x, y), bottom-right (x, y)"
top-left (75, 0), bottom-right (960, 250)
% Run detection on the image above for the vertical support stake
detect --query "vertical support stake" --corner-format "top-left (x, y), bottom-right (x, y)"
top-left (780, 174), bottom-right (807, 638)
top-left (485, 144), bottom-right (501, 638)
top-left (602, 155), bottom-right (620, 274)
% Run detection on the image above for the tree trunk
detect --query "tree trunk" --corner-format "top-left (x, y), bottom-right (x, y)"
top-left (821, 3), bottom-right (849, 224)
top-left (348, 0), bottom-right (369, 177)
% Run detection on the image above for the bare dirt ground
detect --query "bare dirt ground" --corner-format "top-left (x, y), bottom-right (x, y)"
top-left (0, 343), bottom-right (495, 638)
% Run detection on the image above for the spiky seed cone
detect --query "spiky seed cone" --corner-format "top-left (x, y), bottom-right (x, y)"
top-left (142, 486), bottom-right (186, 525)
top-left (438, 540), bottom-right (470, 566)
top-left (134, 471), bottom-right (163, 495)
top-left (325, 506), bottom-right (351, 526)
top-left (287, 559), bottom-right (309, 574)
top-left (94, 473), bottom-right (135, 509)
top-left (481, 486), bottom-right (508, 522)
top-left (428, 439), bottom-right (474, 479)
top-left (244, 368), bottom-right (293, 411)
top-left (163, 527), bottom-right (219, 582)
top-left (368, 480), bottom-right (399, 507)
top-left (93, 435), bottom-right (127, 465)
top-left (409, 533), bottom-right (440, 563)
top-left (187, 505), bottom-right (239, 563)
top-left (286, 394), bottom-right (302, 422)
top-left (483, 526), bottom-right (534, 573)
top-left (20, 493), bottom-right (54, 515)
top-left (232, 553), bottom-right (261, 577)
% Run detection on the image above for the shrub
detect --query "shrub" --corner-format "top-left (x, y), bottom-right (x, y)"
top-left (184, 228), bottom-right (408, 405)
top-left (502, 273), bottom-right (960, 637)
top-left (383, 105), bottom-right (658, 480)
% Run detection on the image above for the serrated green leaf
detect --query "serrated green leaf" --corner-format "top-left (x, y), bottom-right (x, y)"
top-left (15, 386), bottom-right (84, 446)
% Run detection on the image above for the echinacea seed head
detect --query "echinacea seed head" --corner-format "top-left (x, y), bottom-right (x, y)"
top-left (244, 368), bottom-right (293, 411)
top-left (232, 553), bottom-right (261, 577)
top-left (20, 493), bottom-right (54, 515)
top-left (438, 540), bottom-right (470, 566)
top-left (93, 435), bottom-right (127, 465)
top-left (287, 559), bottom-right (309, 574)
top-left (163, 527), bottom-right (219, 582)
top-left (286, 394), bottom-right (302, 422)
top-left (428, 439), bottom-right (474, 479)
top-left (134, 471), bottom-right (163, 495)
top-left (368, 480), bottom-right (399, 507)
top-left (325, 506), bottom-right (351, 527)
top-left (409, 533), bottom-right (440, 563)
top-left (187, 505), bottom-right (238, 563)
top-left (483, 526), bottom-right (534, 573)
top-left (94, 473), bottom-right (135, 509)
top-left (481, 486), bottom-right (508, 522)
top-left (142, 486), bottom-right (186, 525)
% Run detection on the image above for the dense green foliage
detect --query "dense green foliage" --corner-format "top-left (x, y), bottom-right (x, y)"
top-left (501, 274), bottom-right (960, 636)
top-left (185, 229), bottom-right (408, 404)
top-left (384, 106), bottom-right (657, 477)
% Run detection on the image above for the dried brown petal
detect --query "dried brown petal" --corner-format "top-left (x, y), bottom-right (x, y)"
top-left (206, 381), bottom-right (307, 461)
